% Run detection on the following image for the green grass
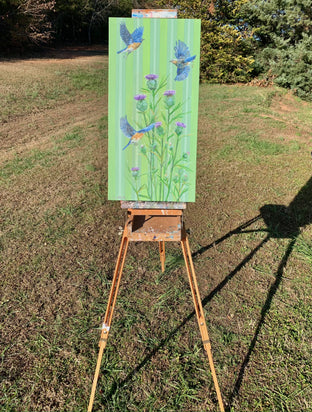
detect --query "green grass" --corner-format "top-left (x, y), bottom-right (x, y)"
top-left (294, 235), bottom-right (312, 267)
top-left (236, 132), bottom-right (298, 155)
top-left (0, 54), bottom-right (312, 412)
top-left (68, 66), bottom-right (108, 96)
top-left (216, 132), bottom-right (300, 163)
top-left (56, 127), bottom-right (85, 147)
top-left (98, 115), bottom-right (108, 138)
top-left (0, 127), bottom-right (87, 182)
top-left (0, 149), bottom-right (56, 179)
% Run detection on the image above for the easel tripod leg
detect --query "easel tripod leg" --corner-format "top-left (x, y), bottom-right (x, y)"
top-left (88, 233), bottom-right (129, 412)
top-left (181, 236), bottom-right (225, 412)
top-left (159, 241), bottom-right (165, 272)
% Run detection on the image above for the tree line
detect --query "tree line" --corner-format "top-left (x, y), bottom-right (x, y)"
top-left (0, 0), bottom-right (139, 50)
top-left (1, 0), bottom-right (311, 100)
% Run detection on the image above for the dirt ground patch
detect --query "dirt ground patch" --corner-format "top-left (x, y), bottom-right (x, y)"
top-left (0, 48), bottom-right (107, 161)
top-left (0, 98), bottom-right (106, 157)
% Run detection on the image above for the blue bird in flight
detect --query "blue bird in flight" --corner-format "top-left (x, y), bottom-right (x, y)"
top-left (117, 23), bottom-right (144, 56)
top-left (120, 116), bottom-right (155, 150)
top-left (170, 40), bottom-right (196, 81)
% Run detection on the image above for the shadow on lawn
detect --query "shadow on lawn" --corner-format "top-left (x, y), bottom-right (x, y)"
top-left (0, 45), bottom-right (108, 62)
top-left (227, 176), bottom-right (312, 407)
top-left (103, 176), bottom-right (312, 410)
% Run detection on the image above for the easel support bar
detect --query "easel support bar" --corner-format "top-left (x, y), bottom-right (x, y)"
top-left (128, 208), bottom-right (183, 216)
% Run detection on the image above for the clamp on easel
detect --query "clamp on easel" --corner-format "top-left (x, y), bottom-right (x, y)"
top-left (88, 206), bottom-right (225, 412)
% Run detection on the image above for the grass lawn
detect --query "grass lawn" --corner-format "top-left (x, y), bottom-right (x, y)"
top-left (0, 48), bottom-right (312, 411)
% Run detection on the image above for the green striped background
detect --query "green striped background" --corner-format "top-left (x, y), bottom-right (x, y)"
top-left (108, 17), bottom-right (201, 201)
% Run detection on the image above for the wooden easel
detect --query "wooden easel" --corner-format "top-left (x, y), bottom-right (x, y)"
top-left (88, 207), bottom-right (225, 412)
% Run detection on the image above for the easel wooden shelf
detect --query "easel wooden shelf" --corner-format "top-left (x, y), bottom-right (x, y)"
top-left (88, 207), bottom-right (225, 412)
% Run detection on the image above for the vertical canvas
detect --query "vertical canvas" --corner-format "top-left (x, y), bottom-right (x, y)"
top-left (108, 17), bottom-right (201, 202)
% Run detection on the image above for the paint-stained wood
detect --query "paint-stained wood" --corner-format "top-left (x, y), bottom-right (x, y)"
top-left (126, 210), bottom-right (182, 241)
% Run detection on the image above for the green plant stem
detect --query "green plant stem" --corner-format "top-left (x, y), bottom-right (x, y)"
top-left (166, 133), bottom-right (180, 201)
top-left (143, 111), bottom-right (154, 199)
top-left (176, 181), bottom-right (185, 202)
top-left (152, 89), bottom-right (156, 121)
top-left (134, 177), bottom-right (139, 200)
top-left (159, 109), bottom-right (171, 200)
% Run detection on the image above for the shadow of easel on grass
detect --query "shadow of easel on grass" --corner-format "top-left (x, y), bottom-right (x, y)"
top-left (226, 175), bottom-right (312, 407)
top-left (103, 177), bottom-right (312, 410)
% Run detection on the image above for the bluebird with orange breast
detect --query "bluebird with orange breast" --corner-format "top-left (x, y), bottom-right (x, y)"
top-left (117, 23), bottom-right (144, 56)
top-left (120, 116), bottom-right (155, 150)
top-left (170, 40), bottom-right (196, 81)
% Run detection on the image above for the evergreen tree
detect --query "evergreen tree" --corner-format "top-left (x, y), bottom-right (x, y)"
top-left (242, 0), bottom-right (312, 100)
top-left (156, 0), bottom-right (254, 83)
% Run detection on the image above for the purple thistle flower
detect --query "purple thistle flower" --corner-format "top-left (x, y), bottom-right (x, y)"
top-left (164, 90), bottom-right (176, 96)
top-left (131, 166), bottom-right (140, 177)
top-left (134, 94), bottom-right (147, 101)
top-left (175, 121), bottom-right (186, 136)
top-left (155, 121), bottom-right (164, 136)
top-left (145, 74), bottom-right (159, 80)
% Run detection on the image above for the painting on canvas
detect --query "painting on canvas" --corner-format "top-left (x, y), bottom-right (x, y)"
top-left (108, 17), bottom-right (201, 202)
